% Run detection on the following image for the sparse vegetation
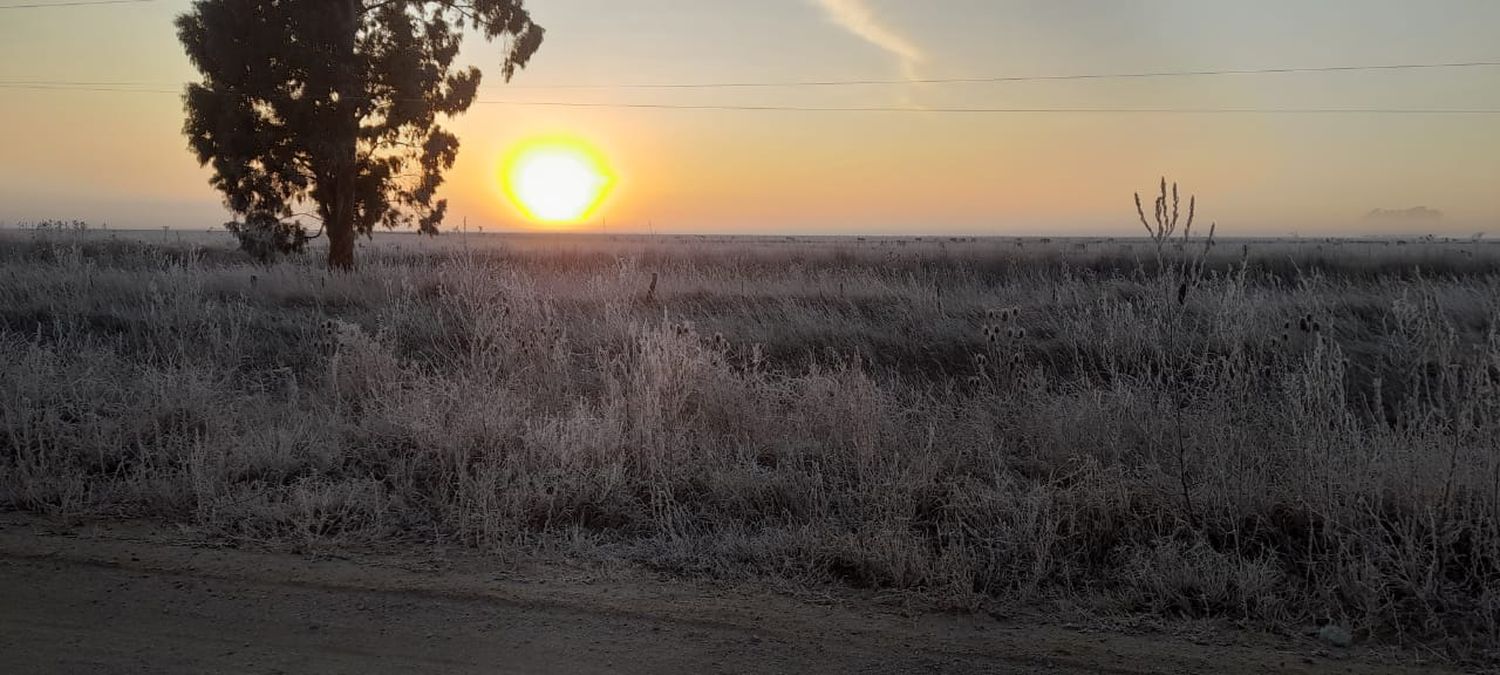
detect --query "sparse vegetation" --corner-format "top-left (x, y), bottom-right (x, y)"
top-left (225, 212), bottom-right (316, 263)
top-left (2, 226), bottom-right (1498, 663)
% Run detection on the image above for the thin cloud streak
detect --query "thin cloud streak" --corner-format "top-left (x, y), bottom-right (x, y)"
top-left (813, 0), bottom-right (925, 80)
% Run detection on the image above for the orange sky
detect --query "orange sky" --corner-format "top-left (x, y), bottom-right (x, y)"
top-left (1, 0), bottom-right (1498, 236)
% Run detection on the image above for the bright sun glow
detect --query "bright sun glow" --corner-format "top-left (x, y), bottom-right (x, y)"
top-left (502, 137), bottom-right (614, 224)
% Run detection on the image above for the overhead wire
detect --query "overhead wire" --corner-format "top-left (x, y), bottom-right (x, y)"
top-left (2, 82), bottom-right (1497, 114)
top-left (0, 0), bottom-right (153, 9)
top-left (1, 10), bottom-right (1496, 117)
top-left (3, 59), bottom-right (1499, 91)
top-left (499, 60), bottom-right (1500, 90)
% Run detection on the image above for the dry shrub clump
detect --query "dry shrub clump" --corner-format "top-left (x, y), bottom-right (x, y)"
top-left (1, 223), bottom-right (1498, 661)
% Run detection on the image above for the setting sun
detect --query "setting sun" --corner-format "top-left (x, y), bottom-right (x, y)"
top-left (501, 137), bottom-right (613, 225)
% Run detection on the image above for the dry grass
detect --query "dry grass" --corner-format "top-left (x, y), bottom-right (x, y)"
top-left (1, 228), bottom-right (1498, 662)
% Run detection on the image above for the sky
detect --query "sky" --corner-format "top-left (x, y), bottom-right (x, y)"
top-left (1, 0), bottom-right (1498, 236)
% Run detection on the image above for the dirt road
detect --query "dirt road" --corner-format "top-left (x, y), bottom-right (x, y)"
top-left (0, 515), bottom-right (1448, 674)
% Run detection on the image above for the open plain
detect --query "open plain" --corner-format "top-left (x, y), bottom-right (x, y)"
top-left (2, 228), bottom-right (1497, 670)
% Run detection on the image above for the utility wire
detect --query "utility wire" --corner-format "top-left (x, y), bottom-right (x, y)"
top-left (502, 60), bottom-right (1500, 90)
top-left (0, 83), bottom-right (177, 92)
top-left (3, 58), bottom-right (1498, 115)
top-left (0, 80), bottom-right (166, 86)
top-left (475, 101), bottom-right (1500, 115)
top-left (2, 84), bottom-right (1495, 114)
top-left (0, 0), bottom-right (153, 9)
top-left (4, 59), bottom-right (1499, 90)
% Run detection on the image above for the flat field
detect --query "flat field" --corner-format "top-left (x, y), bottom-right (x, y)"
top-left (1, 228), bottom-right (1497, 664)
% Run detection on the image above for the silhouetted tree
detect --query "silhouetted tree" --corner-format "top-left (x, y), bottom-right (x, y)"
top-left (177, 0), bottom-right (543, 268)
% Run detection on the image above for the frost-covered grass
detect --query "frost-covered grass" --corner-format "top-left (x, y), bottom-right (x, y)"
top-left (2, 229), bottom-right (1497, 660)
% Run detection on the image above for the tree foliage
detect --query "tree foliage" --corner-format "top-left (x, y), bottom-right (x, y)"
top-left (177, 0), bottom-right (543, 267)
top-left (226, 213), bottom-right (313, 263)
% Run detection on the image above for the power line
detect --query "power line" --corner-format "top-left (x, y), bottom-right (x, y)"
top-left (3, 59), bottom-right (1498, 90)
top-left (2, 84), bottom-right (1495, 114)
top-left (501, 60), bottom-right (1500, 90)
top-left (477, 101), bottom-right (1500, 115)
top-left (3, 58), bottom-right (1498, 115)
top-left (0, 0), bottom-right (153, 9)
top-left (0, 80), bottom-right (165, 86)
top-left (0, 83), bottom-right (176, 92)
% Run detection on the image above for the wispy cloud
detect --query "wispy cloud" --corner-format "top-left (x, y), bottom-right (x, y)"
top-left (813, 0), bottom-right (925, 80)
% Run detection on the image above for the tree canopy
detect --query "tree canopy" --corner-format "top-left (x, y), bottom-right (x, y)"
top-left (177, 0), bottom-right (543, 268)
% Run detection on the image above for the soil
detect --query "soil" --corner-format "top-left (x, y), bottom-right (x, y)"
top-left (0, 513), bottom-right (1457, 674)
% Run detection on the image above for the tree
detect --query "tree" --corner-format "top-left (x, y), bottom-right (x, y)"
top-left (177, 0), bottom-right (543, 269)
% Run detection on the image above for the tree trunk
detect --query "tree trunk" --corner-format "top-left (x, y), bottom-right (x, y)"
top-left (325, 0), bottom-right (361, 271)
top-left (326, 199), bottom-right (355, 270)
